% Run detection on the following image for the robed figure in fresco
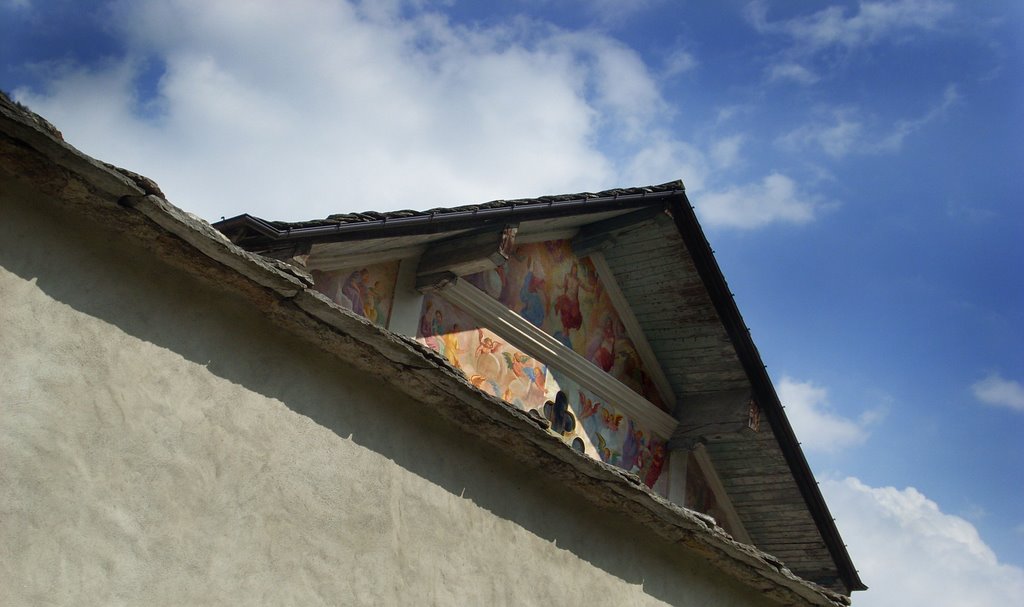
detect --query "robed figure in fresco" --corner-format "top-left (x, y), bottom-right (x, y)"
top-left (341, 268), bottom-right (370, 318)
top-left (519, 257), bottom-right (547, 328)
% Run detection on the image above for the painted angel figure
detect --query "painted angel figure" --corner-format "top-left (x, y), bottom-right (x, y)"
top-left (474, 328), bottom-right (503, 380)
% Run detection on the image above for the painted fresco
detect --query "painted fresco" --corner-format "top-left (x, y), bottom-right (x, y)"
top-left (417, 291), bottom-right (667, 489)
top-left (561, 373), bottom-right (667, 486)
top-left (463, 240), bottom-right (666, 411)
top-left (311, 261), bottom-right (399, 327)
top-left (685, 452), bottom-right (738, 537)
top-left (418, 293), bottom-right (555, 411)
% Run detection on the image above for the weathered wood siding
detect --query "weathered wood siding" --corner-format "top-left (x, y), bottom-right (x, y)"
top-left (600, 214), bottom-right (847, 592)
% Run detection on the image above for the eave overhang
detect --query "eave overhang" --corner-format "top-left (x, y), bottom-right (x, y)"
top-left (214, 184), bottom-right (864, 594)
top-left (214, 184), bottom-right (686, 255)
top-left (668, 196), bottom-right (866, 593)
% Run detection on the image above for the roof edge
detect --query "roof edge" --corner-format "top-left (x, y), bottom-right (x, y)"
top-left (667, 195), bottom-right (867, 593)
top-left (213, 182), bottom-right (686, 252)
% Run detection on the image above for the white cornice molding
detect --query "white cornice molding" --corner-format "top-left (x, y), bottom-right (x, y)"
top-left (430, 277), bottom-right (679, 438)
top-left (305, 244), bottom-right (426, 271)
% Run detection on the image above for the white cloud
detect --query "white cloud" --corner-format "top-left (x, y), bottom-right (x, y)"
top-left (962, 503), bottom-right (988, 522)
top-left (709, 135), bottom-right (743, 169)
top-left (696, 173), bottom-right (820, 230)
top-left (822, 477), bottom-right (1024, 606)
top-left (748, 0), bottom-right (955, 53)
top-left (620, 136), bottom-right (708, 192)
top-left (714, 104), bottom-right (753, 123)
top-left (972, 373), bottom-right (1024, 412)
top-left (575, 0), bottom-right (658, 25)
top-left (875, 83), bottom-right (960, 151)
top-left (778, 84), bottom-right (959, 158)
top-left (778, 110), bottom-right (864, 158)
top-left (10, 0), bottom-right (665, 221)
top-left (766, 62), bottom-right (819, 85)
top-left (12, 0), bottom-right (824, 235)
top-left (777, 377), bottom-right (881, 453)
top-left (663, 49), bottom-right (698, 77)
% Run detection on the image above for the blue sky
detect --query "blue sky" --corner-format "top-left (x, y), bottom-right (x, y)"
top-left (3, 1), bottom-right (1021, 603)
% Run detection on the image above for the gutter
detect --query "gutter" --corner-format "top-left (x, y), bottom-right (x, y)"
top-left (214, 188), bottom-right (682, 253)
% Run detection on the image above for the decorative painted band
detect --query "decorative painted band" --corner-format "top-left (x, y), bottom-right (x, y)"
top-left (433, 277), bottom-right (679, 439)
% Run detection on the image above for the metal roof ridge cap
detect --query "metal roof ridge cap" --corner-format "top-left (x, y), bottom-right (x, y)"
top-left (280, 188), bottom-right (678, 236)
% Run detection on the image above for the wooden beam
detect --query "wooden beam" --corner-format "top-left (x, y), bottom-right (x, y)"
top-left (571, 206), bottom-right (665, 257)
top-left (385, 254), bottom-right (425, 337)
top-left (667, 449), bottom-right (689, 507)
top-left (513, 227), bottom-right (579, 245)
top-left (416, 225), bottom-right (518, 278)
top-left (305, 244), bottom-right (426, 271)
top-left (692, 444), bottom-right (753, 544)
top-left (670, 389), bottom-right (760, 447)
top-left (587, 251), bottom-right (677, 408)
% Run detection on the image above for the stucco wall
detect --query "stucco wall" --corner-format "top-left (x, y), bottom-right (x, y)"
top-left (0, 185), bottom-right (777, 606)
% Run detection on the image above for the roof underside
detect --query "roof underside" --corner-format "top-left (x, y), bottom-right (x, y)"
top-left (601, 215), bottom-right (849, 588)
top-left (212, 184), bottom-right (864, 594)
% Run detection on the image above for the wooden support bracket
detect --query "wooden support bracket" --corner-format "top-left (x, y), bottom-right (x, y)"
top-left (416, 224), bottom-right (518, 278)
top-left (669, 389), bottom-right (759, 448)
top-left (570, 206), bottom-right (665, 257)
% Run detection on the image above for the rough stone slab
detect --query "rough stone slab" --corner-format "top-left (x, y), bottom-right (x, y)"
top-left (292, 288), bottom-right (438, 371)
top-left (0, 94), bottom-right (144, 203)
top-left (121, 194), bottom-right (311, 298)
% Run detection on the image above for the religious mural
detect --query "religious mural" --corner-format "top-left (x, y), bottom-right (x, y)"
top-left (416, 238), bottom-right (670, 489)
top-left (563, 373), bottom-right (667, 487)
top-left (418, 293), bottom-right (555, 411)
top-left (462, 240), bottom-right (666, 411)
top-left (311, 261), bottom-right (399, 327)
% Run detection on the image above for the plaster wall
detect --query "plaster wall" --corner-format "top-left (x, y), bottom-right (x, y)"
top-left (0, 186), bottom-right (778, 606)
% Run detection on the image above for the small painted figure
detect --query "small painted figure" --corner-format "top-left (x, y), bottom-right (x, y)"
top-left (586, 315), bottom-right (617, 372)
top-left (519, 257), bottom-right (547, 327)
top-left (599, 407), bottom-right (622, 432)
top-left (431, 309), bottom-right (447, 357)
top-left (621, 419), bottom-right (643, 471)
top-left (578, 393), bottom-right (600, 419)
top-left (474, 328), bottom-right (503, 379)
top-left (644, 441), bottom-right (667, 488)
top-left (443, 323), bottom-right (462, 369)
top-left (554, 261), bottom-right (585, 335)
top-left (341, 268), bottom-right (370, 318)
top-left (595, 432), bottom-right (620, 464)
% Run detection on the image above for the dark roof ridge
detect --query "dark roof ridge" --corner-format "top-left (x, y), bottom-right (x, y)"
top-left (214, 181), bottom-right (686, 252)
top-left (271, 180), bottom-right (685, 229)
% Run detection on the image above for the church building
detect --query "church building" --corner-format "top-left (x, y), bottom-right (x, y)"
top-left (1, 91), bottom-right (863, 605)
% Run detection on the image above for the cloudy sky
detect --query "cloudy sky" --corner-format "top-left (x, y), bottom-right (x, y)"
top-left (3, 1), bottom-right (1021, 604)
